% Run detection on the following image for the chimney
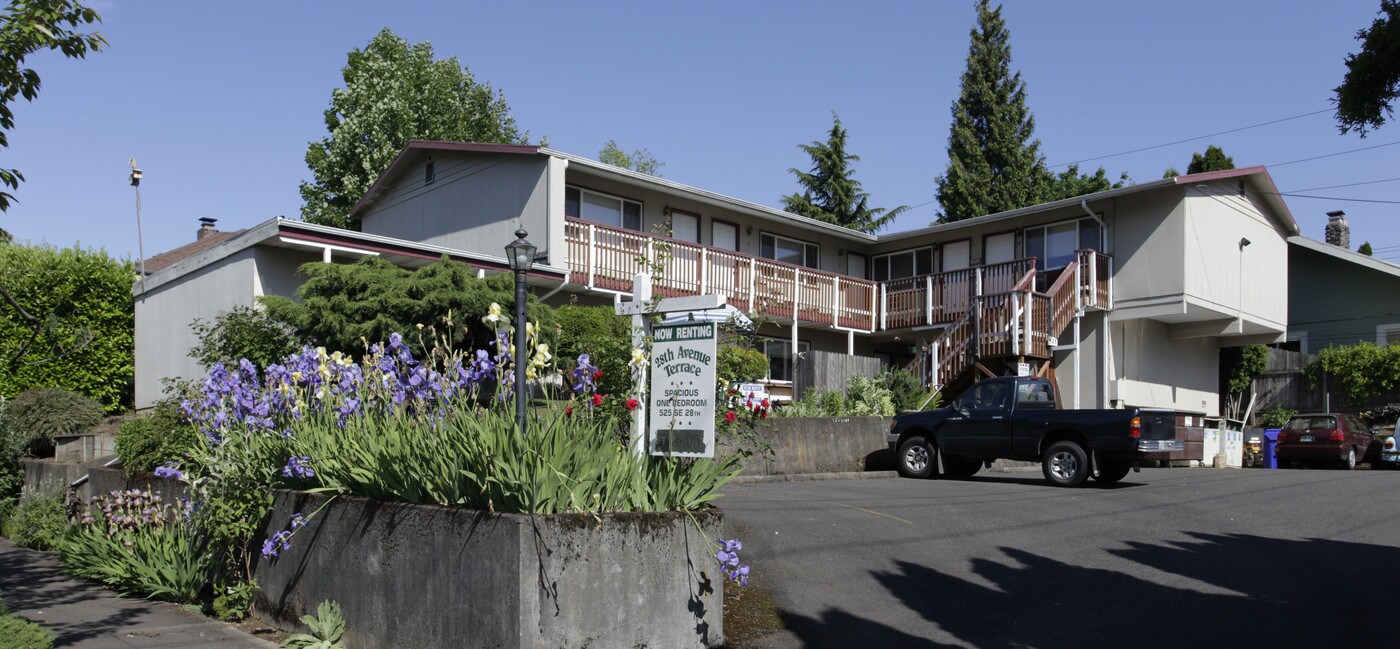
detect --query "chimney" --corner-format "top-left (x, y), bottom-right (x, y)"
top-left (1324, 210), bottom-right (1349, 248)
top-left (197, 217), bottom-right (219, 241)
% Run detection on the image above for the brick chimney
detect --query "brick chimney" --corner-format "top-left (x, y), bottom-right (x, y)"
top-left (197, 217), bottom-right (219, 241)
top-left (1324, 210), bottom-right (1349, 248)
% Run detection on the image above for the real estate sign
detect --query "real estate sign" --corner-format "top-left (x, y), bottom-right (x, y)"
top-left (649, 322), bottom-right (717, 458)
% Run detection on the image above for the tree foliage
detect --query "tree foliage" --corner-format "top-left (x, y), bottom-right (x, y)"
top-left (300, 28), bottom-right (527, 230)
top-left (781, 112), bottom-right (908, 233)
top-left (598, 140), bottom-right (663, 176)
top-left (0, 0), bottom-right (106, 215)
top-left (717, 345), bottom-right (767, 384)
top-left (1219, 344), bottom-right (1266, 420)
top-left (1312, 341), bottom-right (1400, 407)
top-left (1359, 241), bottom-right (1374, 256)
top-left (1186, 145), bottom-right (1235, 174)
top-left (553, 304), bottom-right (632, 399)
top-left (1335, 0), bottom-right (1400, 136)
top-left (0, 243), bottom-right (133, 412)
top-left (261, 256), bottom-right (556, 360)
top-left (935, 1), bottom-right (1120, 223)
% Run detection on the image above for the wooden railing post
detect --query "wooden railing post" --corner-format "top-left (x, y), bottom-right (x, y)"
top-left (1011, 293), bottom-right (1022, 356)
top-left (832, 276), bottom-right (841, 327)
top-left (930, 339), bottom-right (940, 387)
top-left (870, 284), bottom-right (877, 331)
top-left (1023, 291), bottom-right (1034, 354)
top-left (925, 275), bottom-right (934, 325)
top-left (1074, 261), bottom-right (1083, 312)
top-left (587, 223), bottom-right (597, 289)
top-left (1106, 255), bottom-right (1114, 309)
top-left (748, 258), bottom-right (757, 311)
top-left (1088, 252), bottom-right (1098, 309)
top-left (699, 248), bottom-right (709, 295)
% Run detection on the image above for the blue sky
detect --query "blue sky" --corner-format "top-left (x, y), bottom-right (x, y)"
top-left (6, 1), bottom-right (1396, 263)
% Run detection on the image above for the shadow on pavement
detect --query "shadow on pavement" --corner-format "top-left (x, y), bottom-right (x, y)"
top-left (778, 532), bottom-right (1396, 648)
top-left (0, 543), bottom-right (153, 646)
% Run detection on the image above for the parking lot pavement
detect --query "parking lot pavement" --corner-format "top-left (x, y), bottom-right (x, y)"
top-left (719, 467), bottom-right (1400, 649)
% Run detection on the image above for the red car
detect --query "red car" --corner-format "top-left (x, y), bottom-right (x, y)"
top-left (1275, 413), bottom-right (1378, 470)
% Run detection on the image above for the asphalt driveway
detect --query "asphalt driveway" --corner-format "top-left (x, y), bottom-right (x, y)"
top-left (719, 467), bottom-right (1400, 648)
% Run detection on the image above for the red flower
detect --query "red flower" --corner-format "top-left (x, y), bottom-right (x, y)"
top-left (728, 388), bottom-right (739, 394)
top-left (594, 369), bottom-right (603, 380)
top-left (759, 409), bottom-right (768, 420)
top-left (592, 393), bottom-right (605, 407)
top-left (724, 411), bottom-right (737, 422)
top-left (626, 398), bottom-right (639, 411)
top-left (748, 392), bottom-right (755, 398)
top-left (761, 399), bottom-right (770, 408)
top-left (565, 406), bottom-right (573, 417)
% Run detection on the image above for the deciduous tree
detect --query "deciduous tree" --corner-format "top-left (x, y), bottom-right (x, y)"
top-left (1335, 0), bottom-right (1400, 136)
top-left (782, 112), bottom-right (907, 233)
top-left (300, 29), bottom-right (527, 230)
top-left (0, 0), bottom-right (106, 215)
top-left (598, 140), bottom-right (663, 176)
top-left (1186, 145), bottom-right (1235, 174)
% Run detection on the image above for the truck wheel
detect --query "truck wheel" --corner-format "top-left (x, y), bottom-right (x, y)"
top-left (1043, 441), bottom-right (1090, 487)
top-left (1094, 460), bottom-right (1132, 484)
top-left (942, 456), bottom-right (982, 478)
top-left (898, 435), bottom-right (936, 479)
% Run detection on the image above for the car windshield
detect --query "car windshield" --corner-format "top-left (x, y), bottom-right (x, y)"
top-left (1285, 416), bottom-right (1336, 430)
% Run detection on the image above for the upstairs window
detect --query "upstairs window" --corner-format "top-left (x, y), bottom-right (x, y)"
top-left (1023, 217), bottom-right (1102, 270)
top-left (760, 233), bottom-right (819, 269)
top-left (566, 186), bottom-right (642, 231)
top-left (873, 247), bottom-right (933, 281)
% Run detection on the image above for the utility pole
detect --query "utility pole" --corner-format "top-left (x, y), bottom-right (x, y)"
top-left (130, 158), bottom-right (145, 292)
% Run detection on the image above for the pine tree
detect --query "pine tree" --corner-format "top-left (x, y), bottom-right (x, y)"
top-left (1359, 241), bottom-right (1374, 256)
top-left (781, 112), bottom-right (907, 233)
top-left (935, 0), bottom-right (1046, 223)
top-left (1186, 145), bottom-right (1235, 174)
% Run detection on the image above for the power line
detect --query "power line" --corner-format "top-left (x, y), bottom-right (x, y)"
top-left (1285, 177), bottom-right (1400, 193)
top-left (1048, 108), bottom-right (1332, 168)
top-left (1266, 140), bottom-right (1400, 168)
top-left (1260, 191), bottom-right (1400, 205)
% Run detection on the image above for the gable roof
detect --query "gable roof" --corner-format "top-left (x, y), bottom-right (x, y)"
top-left (142, 229), bottom-right (246, 274)
top-left (1289, 235), bottom-right (1400, 280)
top-left (348, 141), bottom-right (541, 221)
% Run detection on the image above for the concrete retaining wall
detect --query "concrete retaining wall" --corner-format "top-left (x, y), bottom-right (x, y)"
top-left (87, 467), bottom-right (189, 504)
top-left (735, 416), bottom-right (894, 476)
top-left (253, 491), bottom-right (724, 649)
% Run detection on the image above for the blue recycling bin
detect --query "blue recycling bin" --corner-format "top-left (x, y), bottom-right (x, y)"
top-left (1262, 428), bottom-right (1281, 469)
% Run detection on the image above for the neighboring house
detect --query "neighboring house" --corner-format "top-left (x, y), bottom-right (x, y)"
top-left (1286, 212), bottom-right (1400, 352)
top-left (135, 141), bottom-right (1299, 426)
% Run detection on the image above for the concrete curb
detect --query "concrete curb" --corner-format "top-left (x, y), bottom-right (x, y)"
top-left (731, 471), bottom-right (899, 484)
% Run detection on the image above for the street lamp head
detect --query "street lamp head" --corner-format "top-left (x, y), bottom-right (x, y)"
top-left (505, 228), bottom-right (536, 273)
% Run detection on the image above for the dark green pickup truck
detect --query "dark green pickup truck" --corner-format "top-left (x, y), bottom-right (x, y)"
top-left (886, 376), bottom-right (1182, 487)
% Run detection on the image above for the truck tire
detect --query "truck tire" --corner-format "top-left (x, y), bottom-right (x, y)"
top-left (1093, 460), bottom-right (1132, 484)
top-left (1043, 441), bottom-right (1090, 487)
top-left (898, 435), bottom-right (936, 479)
top-left (942, 456), bottom-right (982, 478)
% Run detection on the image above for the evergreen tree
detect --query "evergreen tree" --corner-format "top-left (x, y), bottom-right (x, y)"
top-left (1163, 167), bottom-right (1181, 178)
top-left (935, 0), bottom-right (1045, 223)
top-left (1359, 241), bottom-right (1374, 256)
top-left (782, 113), bottom-right (907, 233)
top-left (1186, 145), bottom-right (1235, 174)
top-left (1335, 0), bottom-right (1400, 136)
top-left (300, 29), bottom-right (527, 230)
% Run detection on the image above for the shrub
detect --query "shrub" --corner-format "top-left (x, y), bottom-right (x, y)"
top-left (554, 304), bottom-right (632, 400)
top-left (6, 388), bottom-right (103, 456)
top-left (0, 598), bottom-right (54, 649)
top-left (1362, 403), bottom-right (1400, 427)
top-left (0, 242), bottom-right (135, 412)
top-left (189, 305), bottom-right (302, 372)
top-left (880, 368), bottom-right (938, 412)
top-left (10, 491), bottom-right (68, 551)
top-left (717, 345), bottom-right (768, 384)
top-left (845, 376), bottom-right (895, 417)
top-left (0, 395), bottom-right (25, 500)
top-left (0, 498), bottom-right (15, 538)
top-left (1256, 406), bottom-right (1296, 429)
top-left (115, 398), bottom-right (197, 475)
top-left (59, 489), bottom-right (211, 603)
top-left (281, 600), bottom-right (346, 649)
top-left (212, 579), bottom-right (256, 622)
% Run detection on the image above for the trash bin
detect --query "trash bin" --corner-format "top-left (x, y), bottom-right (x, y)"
top-left (1262, 428), bottom-right (1281, 469)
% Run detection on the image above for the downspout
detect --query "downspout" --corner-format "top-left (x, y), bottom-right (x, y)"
top-left (537, 274), bottom-right (571, 302)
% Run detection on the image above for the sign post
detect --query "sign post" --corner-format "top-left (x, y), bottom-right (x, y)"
top-left (614, 273), bottom-right (726, 459)
top-left (649, 322), bottom-right (717, 458)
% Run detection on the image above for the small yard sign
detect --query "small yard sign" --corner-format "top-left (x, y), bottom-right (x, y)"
top-left (649, 322), bottom-right (718, 457)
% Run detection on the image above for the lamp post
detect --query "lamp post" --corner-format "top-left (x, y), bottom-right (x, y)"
top-left (505, 228), bottom-right (536, 436)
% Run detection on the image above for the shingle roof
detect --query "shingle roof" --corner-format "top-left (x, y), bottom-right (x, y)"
top-left (141, 230), bottom-right (245, 274)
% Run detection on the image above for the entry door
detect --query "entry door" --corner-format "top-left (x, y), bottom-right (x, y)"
top-left (942, 240), bottom-right (970, 271)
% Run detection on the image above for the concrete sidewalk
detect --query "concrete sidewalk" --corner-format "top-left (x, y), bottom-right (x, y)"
top-left (0, 539), bottom-right (278, 648)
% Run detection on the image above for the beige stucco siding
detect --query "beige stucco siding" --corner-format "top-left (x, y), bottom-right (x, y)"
top-left (360, 154), bottom-right (552, 263)
top-left (1180, 186), bottom-right (1288, 332)
top-left (1109, 188), bottom-right (1186, 312)
top-left (1110, 318), bottom-right (1219, 415)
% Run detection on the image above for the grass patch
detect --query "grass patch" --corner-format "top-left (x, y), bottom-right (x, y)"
top-left (0, 596), bottom-right (54, 649)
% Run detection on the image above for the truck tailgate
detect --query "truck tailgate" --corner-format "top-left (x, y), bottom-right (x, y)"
top-left (1139, 410), bottom-right (1176, 440)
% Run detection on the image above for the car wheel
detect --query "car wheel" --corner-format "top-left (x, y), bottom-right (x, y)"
top-left (1342, 448), bottom-right (1356, 470)
top-left (1094, 460), bottom-right (1132, 484)
top-left (898, 435), bottom-right (935, 479)
top-left (942, 456), bottom-right (981, 478)
top-left (1043, 441), bottom-right (1090, 487)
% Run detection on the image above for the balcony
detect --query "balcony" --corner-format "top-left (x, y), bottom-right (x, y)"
top-left (563, 218), bottom-right (1113, 341)
top-left (565, 218), bottom-right (877, 330)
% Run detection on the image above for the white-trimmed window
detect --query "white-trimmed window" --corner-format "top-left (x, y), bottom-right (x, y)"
top-left (872, 247), bottom-right (933, 281)
top-left (1023, 217), bottom-right (1101, 270)
top-left (760, 233), bottom-right (819, 269)
top-left (1379, 324), bottom-right (1400, 348)
top-left (565, 186), bottom-right (642, 231)
top-left (759, 337), bottom-right (810, 382)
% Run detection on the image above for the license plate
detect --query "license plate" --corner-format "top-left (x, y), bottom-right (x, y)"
top-left (1300, 434), bottom-right (1314, 442)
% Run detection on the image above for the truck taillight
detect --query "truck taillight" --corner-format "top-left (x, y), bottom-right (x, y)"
top-left (1129, 416), bottom-right (1141, 438)
top-left (1330, 430), bottom-right (1345, 442)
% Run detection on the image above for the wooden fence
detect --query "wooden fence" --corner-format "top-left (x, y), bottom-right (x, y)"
top-left (793, 350), bottom-right (883, 399)
top-left (1252, 348), bottom-right (1397, 414)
